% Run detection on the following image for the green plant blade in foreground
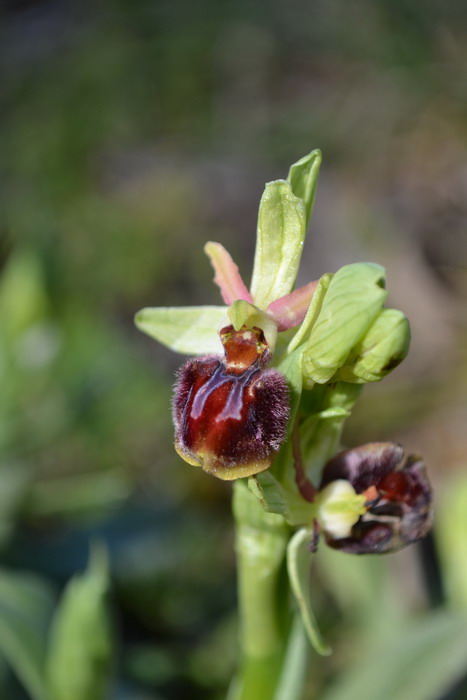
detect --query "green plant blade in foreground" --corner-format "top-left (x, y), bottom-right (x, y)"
top-left (321, 611), bottom-right (467, 700)
top-left (250, 180), bottom-right (306, 310)
top-left (287, 528), bottom-right (331, 656)
top-left (135, 305), bottom-right (227, 355)
top-left (0, 569), bottom-right (55, 700)
top-left (46, 546), bottom-right (112, 700)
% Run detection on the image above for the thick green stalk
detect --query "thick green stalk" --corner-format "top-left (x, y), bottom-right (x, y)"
top-left (232, 480), bottom-right (292, 700)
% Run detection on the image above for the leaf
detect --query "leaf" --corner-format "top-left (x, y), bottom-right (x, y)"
top-left (436, 474), bottom-right (467, 609)
top-left (250, 180), bottom-right (306, 310)
top-left (46, 545), bottom-right (112, 700)
top-left (287, 528), bottom-right (331, 656)
top-left (204, 241), bottom-right (252, 305)
top-left (287, 149), bottom-right (322, 228)
top-left (135, 306), bottom-right (227, 355)
top-left (0, 569), bottom-right (55, 700)
top-left (302, 263), bottom-right (387, 384)
top-left (321, 611), bottom-right (467, 700)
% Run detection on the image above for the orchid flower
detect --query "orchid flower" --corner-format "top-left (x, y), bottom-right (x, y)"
top-left (135, 150), bottom-right (432, 663)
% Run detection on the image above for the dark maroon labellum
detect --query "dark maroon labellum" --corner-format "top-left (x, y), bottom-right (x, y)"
top-left (172, 325), bottom-right (290, 480)
top-left (319, 442), bottom-right (433, 554)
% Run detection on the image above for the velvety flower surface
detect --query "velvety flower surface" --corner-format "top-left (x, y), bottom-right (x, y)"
top-left (173, 325), bottom-right (289, 480)
top-left (318, 443), bottom-right (433, 554)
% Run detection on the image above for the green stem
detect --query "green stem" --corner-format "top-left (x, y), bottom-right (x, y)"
top-left (301, 382), bottom-right (363, 484)
top-left (232, 480), bottom-right (290, 700)
top-left (275, 615), bottom-right (309, 700)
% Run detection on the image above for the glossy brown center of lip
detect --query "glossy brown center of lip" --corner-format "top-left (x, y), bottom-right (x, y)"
top-left (220, 325), bottom-right (268, 373)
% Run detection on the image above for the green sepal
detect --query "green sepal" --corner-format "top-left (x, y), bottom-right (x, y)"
top-left (287, 149), bottom-right (322, 228)
top-left (227, 300), bottom-right (278, 350)
top-left (287, 528), bottom-right (331, 656)
top-left (135, 305), bottom-right (227, 355)
top-left (333, 308), bottom-right (410, 383)
top-left (250, 181), bottom-right (306, 310)
top-left (301, 263), bottom-right (387, 384)
top-left (46, 545), bottom-right (112, 700)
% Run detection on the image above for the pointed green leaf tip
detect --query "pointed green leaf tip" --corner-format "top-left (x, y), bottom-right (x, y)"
top-left (46, 545), bottom-right (112, 700)
top-left (287, 528), bottom-right (331, 656)
top-left (287, 149), bottom-right (322, 228)
top-left (250, 180), bottom-right (306, 310)
top-left (135, 306), bottom-right (227, 355)
top-left (301, 263), bottom-right (388, 384)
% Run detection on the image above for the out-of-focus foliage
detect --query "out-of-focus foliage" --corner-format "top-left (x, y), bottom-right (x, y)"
top-left (1, 0), bottom-right (467, 698)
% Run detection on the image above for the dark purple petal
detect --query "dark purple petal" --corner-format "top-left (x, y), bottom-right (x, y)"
top-left (325, 522), bottom-right (394, 554)
top-left (320, 442), bottom-right (404, 493)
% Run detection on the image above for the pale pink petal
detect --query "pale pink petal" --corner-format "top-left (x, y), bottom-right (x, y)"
top-left (204, 241), bottom-right (253, 305)
top-left (267, 281), bottom-right (319, 331)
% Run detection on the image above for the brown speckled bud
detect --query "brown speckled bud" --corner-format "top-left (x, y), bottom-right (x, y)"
top-left (172, 325), bottom-right (289, 480)
top-left (319, 442), bottom-right (433, 554)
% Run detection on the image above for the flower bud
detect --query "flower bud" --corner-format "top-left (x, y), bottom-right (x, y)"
top-left (333, 309), bottom-right (410, 383)
top-left (301, 263), bottom-right (387, 384)
top-left (172, 325), bottom-right (290, 480)
top-left (318, 443), bottom-right (432, 554)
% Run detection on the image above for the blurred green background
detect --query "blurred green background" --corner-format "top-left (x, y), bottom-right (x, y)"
top-left (1, 1), bottom-right (467, 698)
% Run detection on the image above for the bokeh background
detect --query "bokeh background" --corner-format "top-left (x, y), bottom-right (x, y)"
top-left (1, 1), bottom-right (467, 698)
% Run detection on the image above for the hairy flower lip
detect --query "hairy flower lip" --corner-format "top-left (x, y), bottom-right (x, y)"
top-left (172, 325), bottom-right (290, 481)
